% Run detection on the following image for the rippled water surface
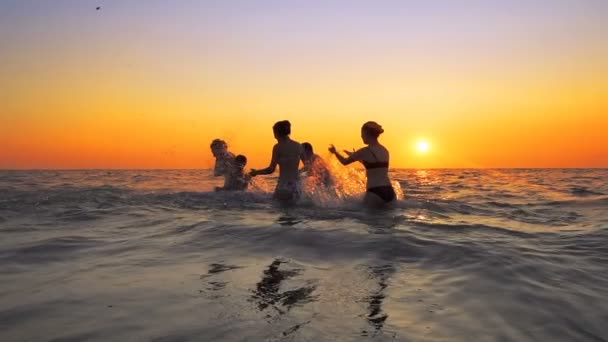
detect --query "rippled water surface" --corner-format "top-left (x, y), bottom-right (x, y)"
top-left (1, 169), bottom-right (607, 341)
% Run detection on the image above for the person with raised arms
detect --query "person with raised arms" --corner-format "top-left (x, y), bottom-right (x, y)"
top-left (329, 121), bottom-right (396, 208)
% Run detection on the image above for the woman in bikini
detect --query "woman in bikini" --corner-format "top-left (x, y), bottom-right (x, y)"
top-left (329, 121), bottom-right (396, 208)
top-left (250, 120), bottom-right (304, 204)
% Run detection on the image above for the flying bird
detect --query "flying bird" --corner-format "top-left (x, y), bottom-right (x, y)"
top-left (96, 6), bottom-right (101, 10)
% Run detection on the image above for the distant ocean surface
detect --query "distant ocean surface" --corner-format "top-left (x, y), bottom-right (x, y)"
top-left (1, 168), bottom-right (607, 341)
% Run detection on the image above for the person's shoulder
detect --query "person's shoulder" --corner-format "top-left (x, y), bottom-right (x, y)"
top-left (355, 146), bottom-right (369, 154)
top-left (218, 152), bottom-right (235, 164)
top-left (271, 143), bottom-right (280, 155)
top-left (287, 139), bottom-right (302, 151)
top-left (352, 146), bottom-right (369, 161)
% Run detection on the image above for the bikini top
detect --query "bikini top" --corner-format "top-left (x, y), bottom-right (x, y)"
top-left (361, 148), bottom-right (389, 170)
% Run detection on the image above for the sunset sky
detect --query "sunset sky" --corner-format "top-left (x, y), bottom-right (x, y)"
top-left (1, 0), bottom-right (607, 169)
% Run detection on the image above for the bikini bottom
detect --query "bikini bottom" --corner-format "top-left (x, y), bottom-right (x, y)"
top-left (366, 185), bottom-right (396, 203)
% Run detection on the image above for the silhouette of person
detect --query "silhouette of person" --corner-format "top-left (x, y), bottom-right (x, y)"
top-left (215, 154), bottom-right (250, 191)
top-left (250, 120), bottom-right (304, 203)
top-left (329, 121), bottom-right (396, 207)
top-left (301, 142), bottom-right (333, 188)
top-left (210, 139), bottom-right (237, 189)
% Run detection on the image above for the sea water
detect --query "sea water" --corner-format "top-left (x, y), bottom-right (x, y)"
top-left (1, 168), bottom-right (607, 341)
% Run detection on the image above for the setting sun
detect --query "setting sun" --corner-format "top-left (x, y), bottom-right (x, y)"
top-left (416, 140), bottom-right (430, 154)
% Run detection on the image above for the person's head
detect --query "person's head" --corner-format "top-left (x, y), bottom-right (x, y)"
top-left (361, 121), bottom-right (384, 144)
top-left (234, 154), bottom-right (247, 170)
top-left (210, 139), bottom-right (228, 157)
top-left (273, 120), bottom-right (291, 139)
top-left (302, 142), bottom-right (313, 160)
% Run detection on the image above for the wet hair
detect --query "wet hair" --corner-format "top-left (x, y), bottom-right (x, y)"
top-left (302, 142), bottom-right (313, 154)
top-left (273, 120), bottom-right (291, 137)
top-left (235, 154), bottom-right (247, 165)
top-left (361, 121), bottom-right (384, 138)
top-left (210, 139), bottom-right (227, 149)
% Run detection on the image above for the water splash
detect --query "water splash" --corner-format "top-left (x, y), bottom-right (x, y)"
top-left (300, 156), bottom-right (404, 207)
top-left (248, 176), bottom-right (275, 194)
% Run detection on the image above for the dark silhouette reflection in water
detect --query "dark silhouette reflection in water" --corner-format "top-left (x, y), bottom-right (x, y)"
top-left (252, 259), bottom-right (316, 315)
top-left (203, 263), bottom-right (242, 276)
top-left (276, 214), bottom-right (302, 226)
top-left (199, 263), bottom-right (243, 295)
top-left (362, 264), bottom-right (395, 337)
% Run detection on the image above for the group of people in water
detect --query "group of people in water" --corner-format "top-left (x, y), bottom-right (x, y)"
top-left (210, 120), bottom-right (396, 208)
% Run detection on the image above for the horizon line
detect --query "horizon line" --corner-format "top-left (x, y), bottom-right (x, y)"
top-left (1, 167), bottom-right (607, 171)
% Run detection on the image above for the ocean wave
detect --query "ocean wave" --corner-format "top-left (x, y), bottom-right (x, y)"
top-left (2, 236), bottom-right (104, 264)
top-left (2, 185), bottom-right (604, 234)
top-left (542, 196), bottom-right (608, 207)
top-left (2, 169), bottom-right (608, 341)
top-left (569, 186), bottom-right (605, 197)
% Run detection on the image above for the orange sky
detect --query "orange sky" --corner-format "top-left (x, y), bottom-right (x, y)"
top-left (1, 1), bottom-right (607, 169)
